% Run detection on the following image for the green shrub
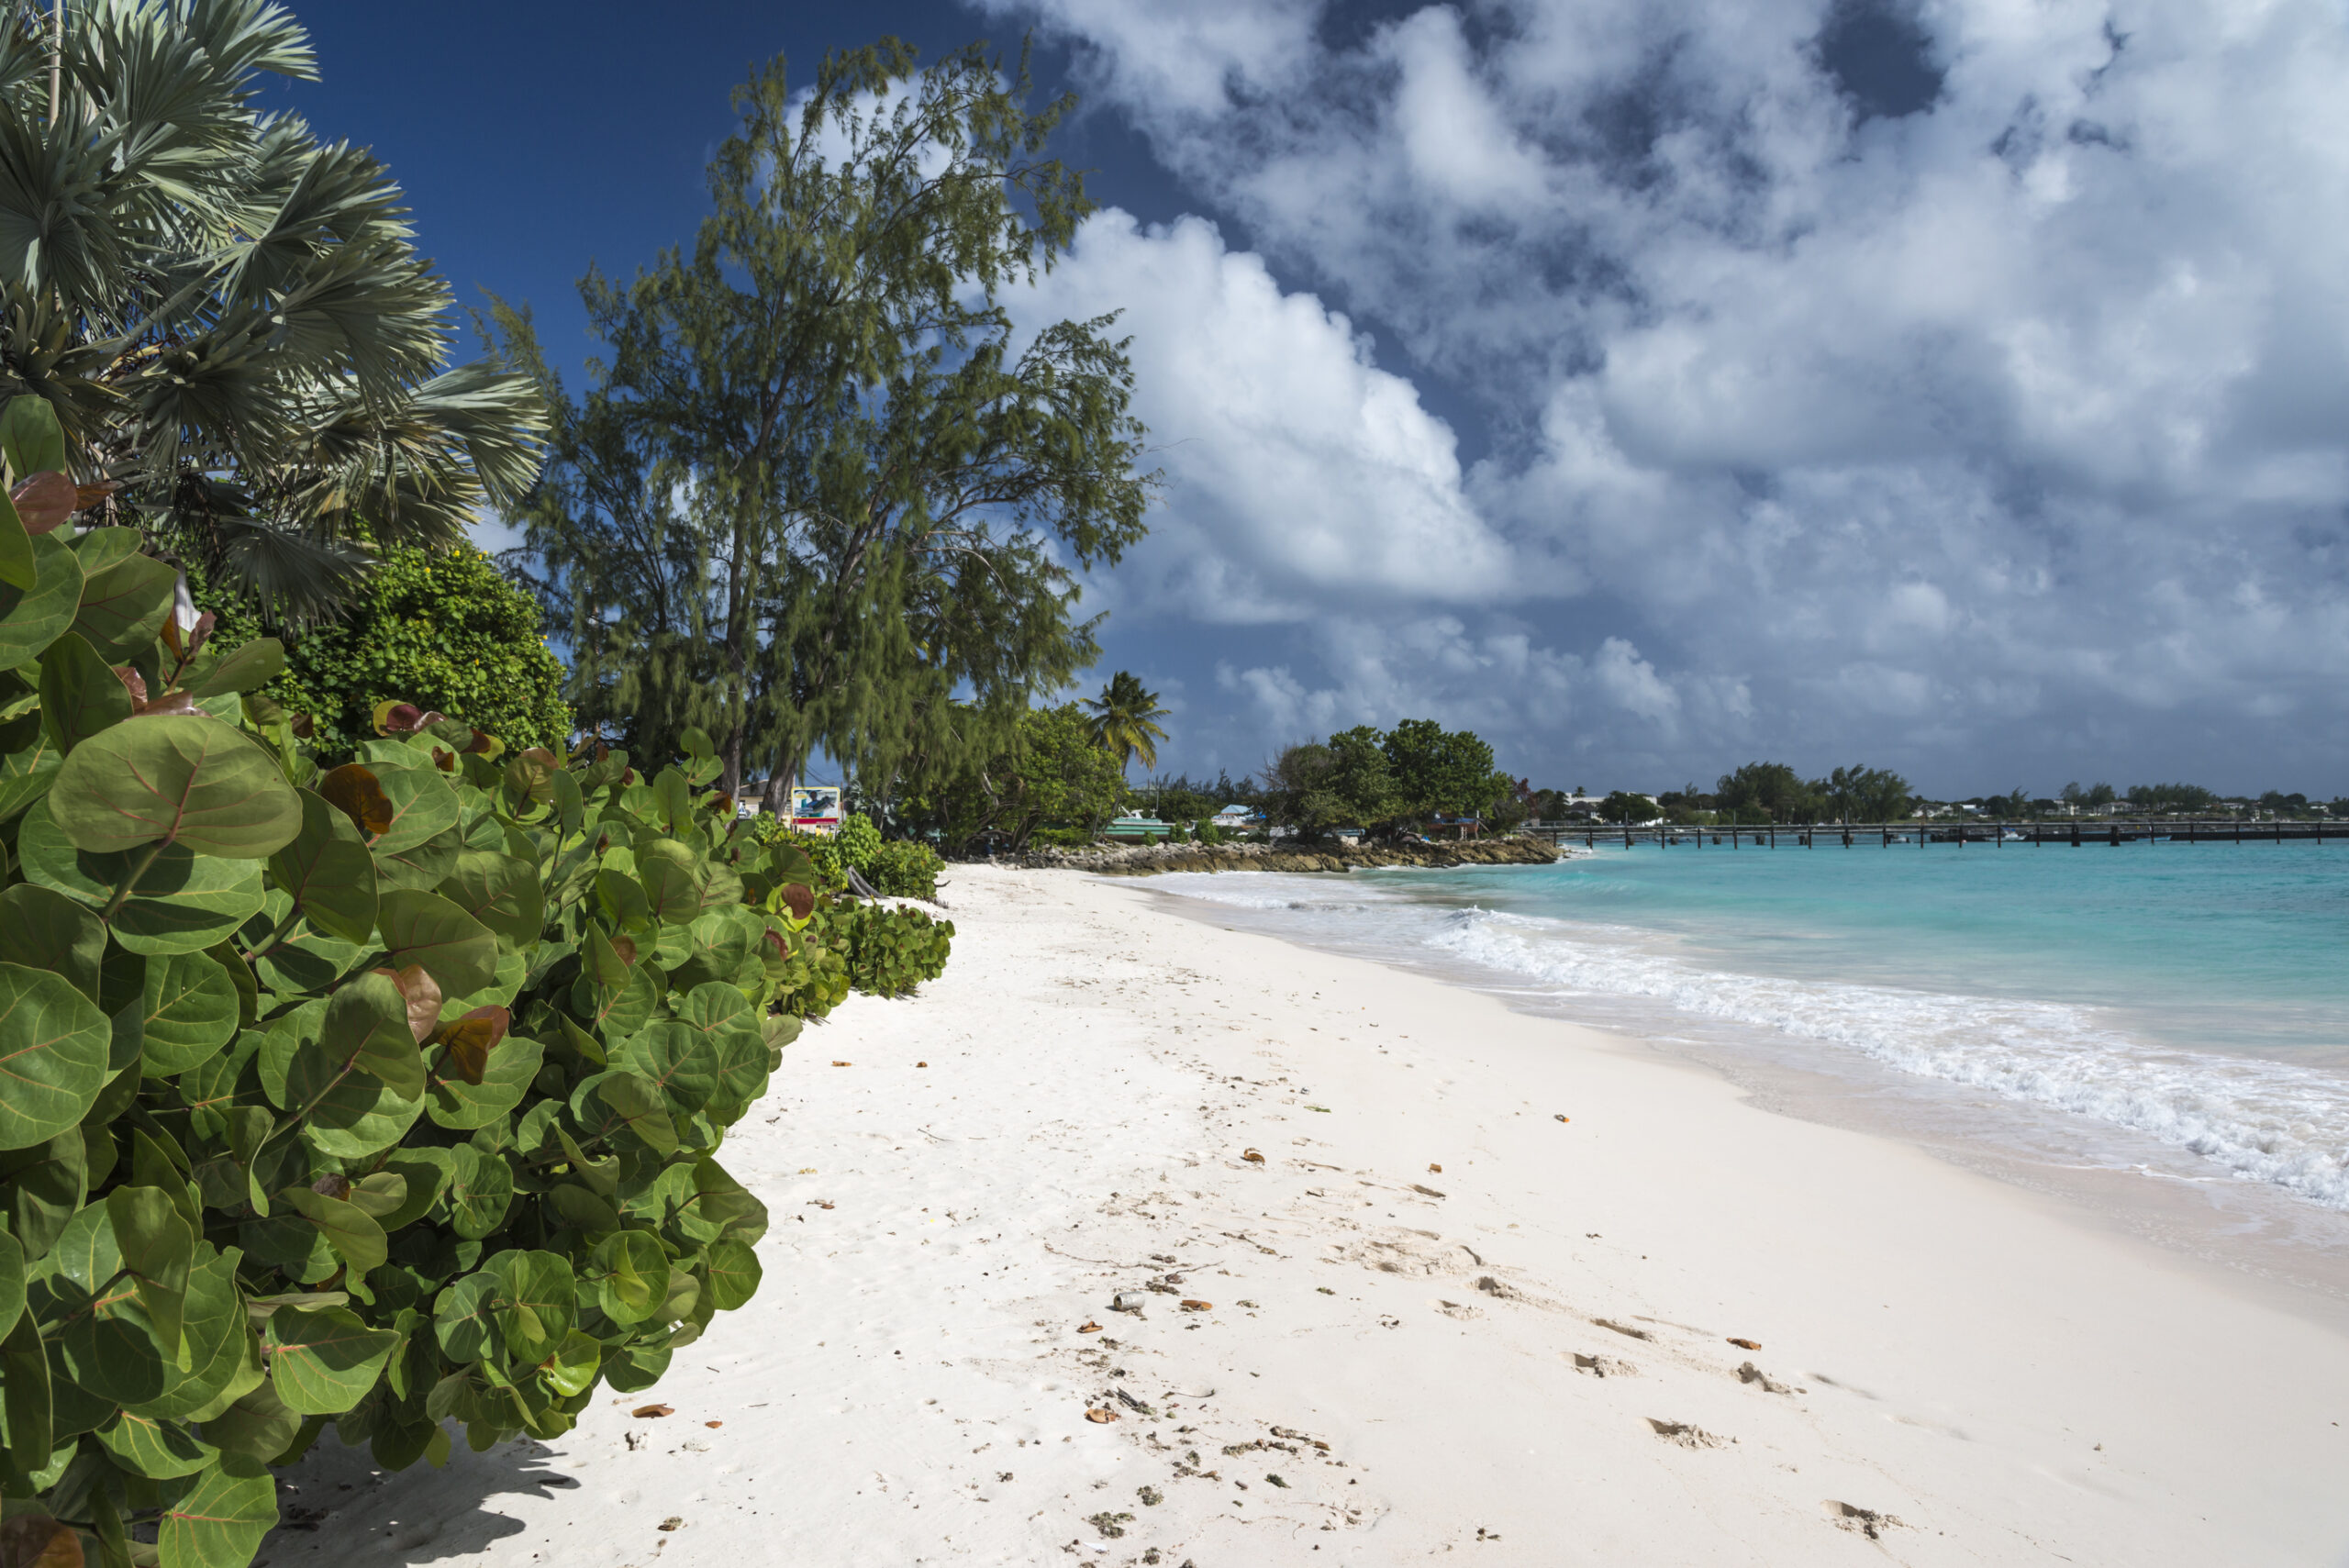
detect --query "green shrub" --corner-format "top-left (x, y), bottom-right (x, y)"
top-left (0, 396), bottom-right (940, 1568)
top-left (1197, 822), bottom-right (1223, 846)
top-left (867, 840), bottom-right (943, 901)
top-left (834, 813), bottom-right (881, 873)
top-left (829, 904), bottom-right (954, 998)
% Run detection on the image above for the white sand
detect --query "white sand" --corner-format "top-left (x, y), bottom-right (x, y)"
top-left (268, 864), bottom-right (2349, 1566)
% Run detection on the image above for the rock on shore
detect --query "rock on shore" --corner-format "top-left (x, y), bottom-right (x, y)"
top-left (1021, 835), bottom-right (1564, 877)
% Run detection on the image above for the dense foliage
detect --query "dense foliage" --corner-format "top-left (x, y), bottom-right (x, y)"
top-left (0, 0), bottom-right (543, 620)
top-left (0, 393), bottom-right (950, 1568)
top-left (865, 841), bottom-right (943, 901)
top-left (1260, 720), bottom-right (1510, 839)
top-left (498, 38), bottom-right (1154, 807)
top-left (920, 703), bottom-right (1127, 853)
top-left (198, 546), bottom-right (572, 761)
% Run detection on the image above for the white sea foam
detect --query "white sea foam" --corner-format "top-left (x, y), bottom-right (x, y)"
top-left (1149, 872), bottom-right (2349, 1209)
top-left (1429, 908), bottom-right (2349, 1208)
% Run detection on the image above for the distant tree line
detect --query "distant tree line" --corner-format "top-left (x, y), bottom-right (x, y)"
top-left (1255, 720), bottom-right (1528, 840)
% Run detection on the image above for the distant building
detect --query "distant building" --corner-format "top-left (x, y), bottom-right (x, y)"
top-left (1211, 803), bottom-right (1260, 829)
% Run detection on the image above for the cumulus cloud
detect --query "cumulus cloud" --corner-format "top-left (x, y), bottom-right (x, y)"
top-left (983, 0), bottom-right (2349, 793)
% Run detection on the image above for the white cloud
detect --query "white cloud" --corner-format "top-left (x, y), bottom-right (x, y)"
top-left (989, 0), bottom-right (2349, 792)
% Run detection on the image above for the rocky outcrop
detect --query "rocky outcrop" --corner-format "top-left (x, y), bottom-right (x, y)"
top-left (1012, 835), bottom-right (1564, 877)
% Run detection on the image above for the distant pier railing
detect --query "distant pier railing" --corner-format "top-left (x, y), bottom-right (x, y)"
top-left (1524, 818), bottom-right (2342, 849)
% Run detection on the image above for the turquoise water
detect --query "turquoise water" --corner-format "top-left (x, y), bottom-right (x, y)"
top-left (1152, 840), bottom-right (2349, 1208)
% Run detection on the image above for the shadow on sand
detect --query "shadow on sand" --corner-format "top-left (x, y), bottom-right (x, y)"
top-left (252, 1426), bottom-right (581, 1568)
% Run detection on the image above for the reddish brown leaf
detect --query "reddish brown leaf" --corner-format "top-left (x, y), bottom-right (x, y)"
top-left (706, 791), bottom-right (735, 816)
top-left (371, 700), bottom-right (442, 735)
top-left (72, 479), bottom-right (119, 512)
top-left (1240, 1149), bottom-right (1264, 1163)
top-left (703, 1420), bottom-right (722, 1429)
top-left (112, 666), bottom-right (148, 704)
top-left (290, 711), bottom-right (317, 739)
top-left (781, 883), bottom-right (815, 921)
top-left (9, 472), bottom-right (75, 535)
top-left (830, 1061), bottom-right (852, 1068)
top-left (1180, 1300), bottom-right (1212, 1312)
top-left (761, 929), bottom-right (787, 961)
top-left (1085, 1407), bottom-right (1119, 1424)
top-left (0, 1514), bottom-right (83, 1568)
top-left (462, 728), bottom-right (499, 755)
top-left (430, 746), bottom-right (458, 773)
top-left (373, 964), bottom-right (443, 1044)
top-left (318, 763), bottom-right (395, 837)
top-left (1077, 1321), bottom-right (1104, 1334)
top-left (131, 689), bottom-right (203, 717)
top-left (630, 1404), bottom-right (674, 1418)
top-left (915, 1061), bottom-right (928, 1068)
top-left (310, 1174), bottom-right (352, 1200)
top-left (1727, 1338), bottom-right (1761, 1351)
top-left (609, 933), bottom-right (638, 968)
top-left (437, 1006), bottom-right (510, 1086)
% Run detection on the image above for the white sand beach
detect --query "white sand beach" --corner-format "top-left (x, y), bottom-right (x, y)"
top-left (265, 863), bottom-right (2349, 1566)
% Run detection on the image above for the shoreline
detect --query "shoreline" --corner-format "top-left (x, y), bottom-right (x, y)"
top-left (268, 864), bottom-right (2349, 1566)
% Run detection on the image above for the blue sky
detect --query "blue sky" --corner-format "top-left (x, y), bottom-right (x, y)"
top-left (283, 1), bottom-right (2349, 798)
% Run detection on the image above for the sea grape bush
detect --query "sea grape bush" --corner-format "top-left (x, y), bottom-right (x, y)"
top-left (826, 904), bottom-right (954, 999)
top-left (864, 841), bottom-right (942, 901)
top-left (0, 398), bottom-right (954, 1568)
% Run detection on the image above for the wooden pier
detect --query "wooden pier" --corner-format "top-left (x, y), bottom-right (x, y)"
top-left (1524, 818), bottom-right (2341, 850)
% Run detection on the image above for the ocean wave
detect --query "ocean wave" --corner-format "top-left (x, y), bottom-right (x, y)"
top-left (1427, 907), bottom-right (2349, 1209)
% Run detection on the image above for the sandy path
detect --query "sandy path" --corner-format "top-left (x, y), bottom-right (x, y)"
top-left (262, 863), bottom-right (2349, 1566)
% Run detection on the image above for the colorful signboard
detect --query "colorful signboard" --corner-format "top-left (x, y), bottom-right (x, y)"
top-left (791, 785), bottom-right (842, 834)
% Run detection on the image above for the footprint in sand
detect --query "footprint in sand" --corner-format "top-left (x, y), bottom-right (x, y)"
top-left (1572, 1352), bottom-right (1638, 1378)
top-left (1735, 1362), bottom-right (1799, 1395)
top-left (1824, 1500), bottom-right (1904, 1539)
top-left (1592, 1318), bottom-right (1653, 1341)
top-left (1645, 1418), bottom-right (1730, 1449)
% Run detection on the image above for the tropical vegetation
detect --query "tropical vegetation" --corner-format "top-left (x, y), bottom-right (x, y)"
top-left (495, 38), bottom-right (1155, 814)
top-left (1081, 671), bottom-right (1167, 777)
top-left (0, 0), bottom-right (545, 623)
top-left (0, 392), bottom-right (950, 1568)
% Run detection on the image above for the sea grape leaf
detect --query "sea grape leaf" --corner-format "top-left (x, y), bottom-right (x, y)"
top-left (376, 889), bottom-right (497, 997)
top-left (320, 970), bottom-right (425, 1102)
top-left (704, 1239), bottom-right (763, 1311)
top-left (95, 1408), bottom-right (220, 1478)
top-left (0, 534), bottom-right (84, 668)
top-left (267, 1306), bottom-right (397, 1416)
top-left (443, 1145), bottom-right (514, 1240)
top-left (435, 1005), bottom-right (508, 1086)
top-left (0, 1232), bottom-right (20, 1342)
top-left (38, 1198), bottom-right (169, 1406)
top-left (0, 728), bottom-right (61, 826)
top-left (425, 1036), bottom-right (540, 1132)
top-left (282, 1187), bottom-right (388, 1275)
top-left (362, 753), bottom-right (462, 855)
top-left (491, 1250), bottom-right (574, 1364)
top-left (19, 811), bottom-right (265, 953)
top-left (187, 638), bottom-right (283, 697)
top-left (589, 1230), bottom-right (670, 1325)
top-left (266, 789), bottom-right (379, 946)
top-left (436, 850), bottom-right (543, 951)
top-left (618, 1020), bottom-right (720, 1114)
top-left (137, 1244), bottom-right (263, 1423)
top-left (0, 962), bottom-right (110, 1151)
top-left (0, 483), bottom-right (30, 591)
top-left (37, 629), bottom-right (130, 753)
top-left (432, 1271), bottom-right (500, 1363)
top-left (48, 716), bottom-right (301, 858)
top-left (156, 1458), bottom-right (278, 1568)
top-left (277, 1007), bottom-right (426, 1161)
top-left (1, 395), bottom-right (66, 476)
top-left (68, 550), bottom-right (178, 661)
top-left (0, 1309), bottom-right (51, 1479)
top-left (107, 1185), bottom-right (195, 1362)
top-left (0, 884), bottom-right (104, 1006)
top-left (540, 1329), bottom-right (602, 1398)
top-left (139, 951), bottom-right (239, 1075)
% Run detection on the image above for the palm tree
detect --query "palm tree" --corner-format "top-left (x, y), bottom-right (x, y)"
top-left (0, 0), bottom-right (544, 620)
top-left (1082, 669), bottom-right (1167, 777)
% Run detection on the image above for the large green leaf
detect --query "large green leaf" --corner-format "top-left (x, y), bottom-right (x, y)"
top-left (19, 810), bottom-right (266, 954)
top-left (139, 951), bottom-right (239, 1075)
top-left (0, 535), bottom-right (84, 668)
top-left (38, 1199), bottom-right (169, 1406)
top-left (0, 1231), bottom-right (21, 1341)
top-left (0, 1132), bottom-right (84, 1262)
top-left (69, 551), bottom-right (178, 661)
top-left (108, 1185), bottom-right (195, 1361)
top-left (376, 889), bottom-right (496, 996)
top-left (197, 1378), bottom-right (299, 1467)
top-left (320, 970), bottom-right (424, 1101)
top-left (265, 789), bottom-right (378, 946)
top-left (0, 1309), bottom-right (51, 1481)
top-left (424, 1037), bottom-right (541, 1131)
top-left (436, 850), bottom-right (543, 951)
top-left (431, 1271), bottom-right (499, 1363)
top-left (267, 1306), bottom-right (396, 1416)
top-left (589, 1230), bottom-right (670, 1326)
top-left (540, 1329), bottom-right (602, 1399)
top-left (137, 1245), bottom-right (264, 1423)
top-left (364, 753), bottom-right (462, 855)
top-left (618, 1019), bottom-right (721, 1114)
top-left (492, 1250), bottom-right (574, 1363)
top-left (0, 729), bottom-right (61, 826)
top-left (0, 485), bottom-right (31, 591)
top-left (37, 630), bottom-right (131, 753)
top-left (48, 716), bottom-right (301, 858)
top-left (443, 1144), bottom-right (514, 1240)
top-left (704, 1238), bottom-right (763, 1311)
top-left (156, 1461), bottom-right (277, 1568)
top-left (1, 396), bottom-right (66, 477)
top-left (95, 1408), bottom-right (220, 1478)
top-left (274, 1006), bottom-right (426, 1160)
top-left (0, 884), bottom-right (104, 1006)
top-left (373, 1149), bottom-right (451, 1233)
top-left (187, 638), bottom-right (283, 698)
top-left (282, 1187), bottom-right (387, 1273)
top-left (0, 962), bottom-right (110, 1151)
